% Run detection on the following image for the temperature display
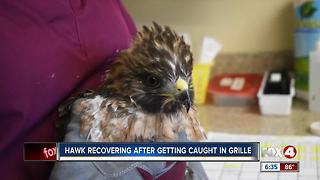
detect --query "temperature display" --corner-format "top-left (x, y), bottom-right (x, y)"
top-left (261, 162), bottom-right (299, 172)
top-left (280, 162), bottom-right (299, 171)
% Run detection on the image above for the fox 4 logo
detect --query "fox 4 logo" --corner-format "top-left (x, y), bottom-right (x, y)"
top-left (261, 145), bottom-right (297, 159)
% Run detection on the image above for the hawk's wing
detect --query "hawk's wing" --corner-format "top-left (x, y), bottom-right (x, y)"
top-left (73, 95), bottom-right (206, 142)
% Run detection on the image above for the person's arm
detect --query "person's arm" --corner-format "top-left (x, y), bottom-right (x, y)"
top-left (0, 1), bottom-right (137, 179)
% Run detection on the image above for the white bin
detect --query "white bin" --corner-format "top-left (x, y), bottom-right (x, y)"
top-left (258, 72), bottom-right (295, 116)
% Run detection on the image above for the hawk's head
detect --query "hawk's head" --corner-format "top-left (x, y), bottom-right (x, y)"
top-left (101, 22), bottom-right (194, 114)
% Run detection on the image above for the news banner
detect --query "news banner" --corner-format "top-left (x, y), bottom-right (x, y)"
top-left (24, 142), bottom-right (299, 172)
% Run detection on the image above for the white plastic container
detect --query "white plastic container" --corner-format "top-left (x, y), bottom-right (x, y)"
top-left (309, 41), bottom-right (320, 113)
top-left (258, 72), bottom-right (295, 116)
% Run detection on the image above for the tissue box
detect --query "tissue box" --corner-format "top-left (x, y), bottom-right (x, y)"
top-left (258, 72), bottom-right (295, 116)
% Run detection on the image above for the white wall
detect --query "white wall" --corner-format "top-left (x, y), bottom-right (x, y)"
top-left (123, 0), bottom-right (294, 57)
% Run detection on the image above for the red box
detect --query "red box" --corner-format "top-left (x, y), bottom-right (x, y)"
top-left (280, 162), bottom-right (299, 172)
top-left (208, 73), bottom-right (263, 106)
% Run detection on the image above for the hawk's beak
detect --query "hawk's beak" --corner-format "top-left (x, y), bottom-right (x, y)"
top-left (175, 78), bottom-right (191, 112)
top-left (176, 78), bottom-right (188, 92)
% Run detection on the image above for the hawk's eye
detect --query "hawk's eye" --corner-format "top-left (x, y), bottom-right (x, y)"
top-left (143, 74), bottom-right (161, 88)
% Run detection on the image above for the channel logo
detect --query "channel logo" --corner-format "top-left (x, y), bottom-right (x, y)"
top-left (261, 145), bottom-right (297, 159)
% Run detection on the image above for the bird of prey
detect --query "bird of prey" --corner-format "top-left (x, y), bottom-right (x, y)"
top-left (68, 22), bottom-right (206, 143)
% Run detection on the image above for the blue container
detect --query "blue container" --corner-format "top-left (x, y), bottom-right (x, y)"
top-left (294, 0), bottom-right (320, 98)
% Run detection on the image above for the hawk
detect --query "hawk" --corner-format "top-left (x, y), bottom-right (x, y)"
top-left (67, 22), bottom-right (206, 143)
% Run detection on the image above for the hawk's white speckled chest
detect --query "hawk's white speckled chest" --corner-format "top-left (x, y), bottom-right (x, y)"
top-left (73, 95), bottom-right (206, 142)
